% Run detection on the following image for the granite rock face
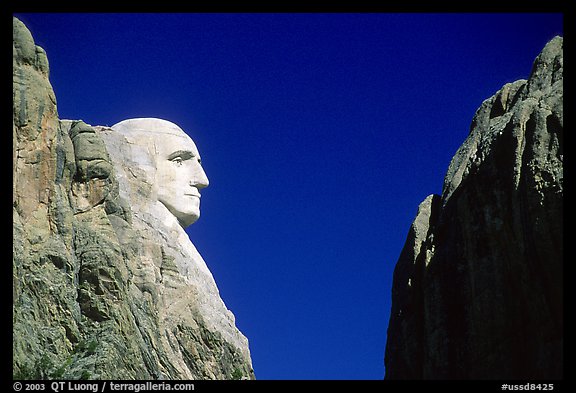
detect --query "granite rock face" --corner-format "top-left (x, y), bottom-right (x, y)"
top-left (13, 17), bottom-right (253, 380)
top-left (385, 37), bottom-right (563, 379)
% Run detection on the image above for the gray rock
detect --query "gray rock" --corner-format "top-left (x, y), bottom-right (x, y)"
top-left (385, 194), bottom-right (440, 379)
top-left (385, 37), bottom-right (563, 379)
top-left (12, 17), bottom-right (253, 380)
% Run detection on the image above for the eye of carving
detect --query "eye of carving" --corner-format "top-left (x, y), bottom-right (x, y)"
top-left (168, 150), bottom-right (194, 166)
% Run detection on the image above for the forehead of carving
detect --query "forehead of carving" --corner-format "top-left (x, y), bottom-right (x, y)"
top-left (112, 118), bottom-right (189, 138)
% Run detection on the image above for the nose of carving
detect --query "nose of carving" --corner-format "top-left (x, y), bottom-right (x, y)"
top-left (191, 164), bottom-right (209, 189)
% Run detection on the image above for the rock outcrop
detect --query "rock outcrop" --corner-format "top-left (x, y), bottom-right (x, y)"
top-left (13, 17), bottom-right (253, 380)
top-left (385, 37), bottom-right (563, 379)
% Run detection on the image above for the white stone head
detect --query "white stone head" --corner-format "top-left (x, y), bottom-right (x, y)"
top-left (112, 118), bottom-right (209, 228)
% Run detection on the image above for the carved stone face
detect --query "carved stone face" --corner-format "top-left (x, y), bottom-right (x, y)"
top-left (112, 118), bottom-right (209, 228)
top-left (155, 128), bottom-right (209, 227)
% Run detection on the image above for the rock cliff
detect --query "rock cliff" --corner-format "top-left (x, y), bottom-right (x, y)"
top-left (385, 37), bottom-right (563, 379)
top-left (13, 17), bottom-right (253, 380)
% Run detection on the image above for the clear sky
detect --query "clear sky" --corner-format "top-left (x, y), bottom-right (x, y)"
top-left (15, 13), bottom-right (563, 380)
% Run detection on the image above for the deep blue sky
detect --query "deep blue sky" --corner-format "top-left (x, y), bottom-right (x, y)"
top-left (15, 13), bottom-right (563, 380)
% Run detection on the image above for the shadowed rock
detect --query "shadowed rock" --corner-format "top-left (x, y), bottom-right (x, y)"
top-left (385, 37), bottom-right (563, 380)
